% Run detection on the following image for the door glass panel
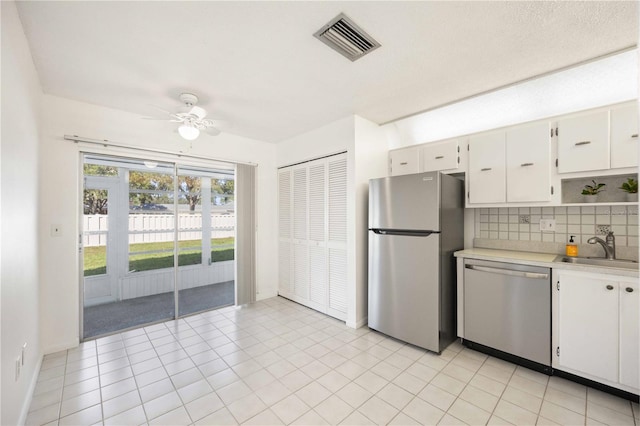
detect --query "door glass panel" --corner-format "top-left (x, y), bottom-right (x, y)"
top-left (211, 177), bottom-right (235, 264)
top-left (128, 168), bottom-right (175, 273)
top-left (178, 175), bottom-right (203, 266)
top-left (178, 171), bottom-right (235, 316)
top-left (83, 187), bottom-right (109, 277)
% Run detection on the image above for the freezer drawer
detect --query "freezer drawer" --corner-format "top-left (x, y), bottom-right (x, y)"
top-left (368, 231), bottom-right (440, 352)
top-left (463, 259), bottom-right (551, 366)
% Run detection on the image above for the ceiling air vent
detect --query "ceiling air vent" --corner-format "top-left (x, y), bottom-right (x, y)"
top-left (314, 13), bottom-right (381, 62)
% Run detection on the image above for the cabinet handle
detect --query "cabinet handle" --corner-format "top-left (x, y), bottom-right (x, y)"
top-left (632, 134), bottom-right (638, 138)
top-left (626, 287), bottom-right (634, 293)
top-left (480, 168), bottom-right (492, 172)
top-left (435, 156), bottom-right (444, 160)
top-left (575, 141), bottom-right (591, 146)
top-left (400, 162), bottom-right (408, 165)
top-left (606, 284), bottom-right (614, 290)
top-left (520, 162), bottom-right (534, 167)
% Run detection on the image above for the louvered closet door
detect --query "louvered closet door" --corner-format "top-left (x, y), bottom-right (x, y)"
top-left (327, 154), bottom-right (348, 320)
top-left (278, 170), bottom-right (292, 295)
top-left (292, 166), bottom-right (309, 300)
top-left (308, 160), bottom-right (328, 312)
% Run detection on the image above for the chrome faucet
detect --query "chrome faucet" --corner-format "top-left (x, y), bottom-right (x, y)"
top-left (587, 231), bottom-right (616, 260)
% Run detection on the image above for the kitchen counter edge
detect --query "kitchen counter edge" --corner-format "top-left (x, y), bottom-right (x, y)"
top-left (454, 248), bottom-right (639, 278)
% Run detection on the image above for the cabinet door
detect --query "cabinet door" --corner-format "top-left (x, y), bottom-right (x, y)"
top-left (308, 162), bottom-right (327, 309)
top-left (610, 104), bottom-right (639, 169)
top-left (557, 111), bottom-right (609, 173)
top-left (278, 170), bottom-right (293, 295)
top-left (557, 272), bottom-right (618, 382)
top-left (506, 122), bottom-right (551, 202)
top-left (390, 147), bottom-right (420, 176)
top-left (468, 132), bottom-right (506, 204)
top-left (422, 139), bottom-right (459, 172)
top-left (619, 280), bottom-right (639, 389)
top-left (292, 167), bottom-right (309, 299)
top-left (327, 155), bottom-right (348, 320)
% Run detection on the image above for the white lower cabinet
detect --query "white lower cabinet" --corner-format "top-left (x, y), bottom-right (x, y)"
top-left (553, 269), bottom-right (639, 393)
top-left (619, 279), bottom-right (639, 389)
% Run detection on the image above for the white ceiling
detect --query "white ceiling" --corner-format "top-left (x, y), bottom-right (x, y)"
top-left (16, 1), bottom-right (638, 143)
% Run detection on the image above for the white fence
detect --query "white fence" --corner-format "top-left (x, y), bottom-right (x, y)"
top-left (83, 214), bottom-right (235, 246)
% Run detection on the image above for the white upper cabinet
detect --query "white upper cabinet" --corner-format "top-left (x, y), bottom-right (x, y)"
top-left (506, 121), bottom-right (551, 203)
top-left (422, 139), bottom-right (459, 172)
top-left (610, 104), bottom-right (639, 169)
top-left (468, 132), bottom-right (506, 204)
top-left (389, 146), bottom-right (420, 176)
top-left (557, 110), bottom-right (610, 173)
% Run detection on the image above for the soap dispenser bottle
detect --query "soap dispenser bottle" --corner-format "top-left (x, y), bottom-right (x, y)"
top-left (566, 235), bottom-right (578, 257)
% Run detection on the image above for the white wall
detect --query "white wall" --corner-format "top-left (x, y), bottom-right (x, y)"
top-left (38, 95), bottom-right (278, 354)
top-left (1, 2), bottom-right (43, 424)
top-left (353, 117), bottom-right (389, 326)
top-left (276, 116), bottom-right (388, 328)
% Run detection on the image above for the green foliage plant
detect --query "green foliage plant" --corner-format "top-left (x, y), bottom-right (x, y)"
top-left (619, 177), bottom-right (638, 194)
top-left (581, 180), bottom-right (606, 196)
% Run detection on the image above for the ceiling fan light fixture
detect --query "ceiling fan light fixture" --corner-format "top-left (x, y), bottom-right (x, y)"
top-left (178, 124), bottom-right (200, 140)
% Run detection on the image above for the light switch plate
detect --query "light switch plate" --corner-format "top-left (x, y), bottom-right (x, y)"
top-left (540, 219), bottom-right (556, 232)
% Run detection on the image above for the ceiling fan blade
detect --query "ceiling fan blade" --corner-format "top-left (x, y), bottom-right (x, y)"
top-left (205, 127), bottom-right (221, 136)
top-left (148, 104), bottom-right (175, 115)
top-left (189, 106), bottom-right (207, 120)
top-left (200, 118), bottom-right (225, 127)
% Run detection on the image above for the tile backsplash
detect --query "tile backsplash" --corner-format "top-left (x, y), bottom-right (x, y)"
top-left (474, 205), bottom-right (638, 247)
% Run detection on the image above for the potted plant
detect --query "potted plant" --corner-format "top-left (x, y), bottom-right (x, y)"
top-left (619, 177), bottom-right (638, 202)
top-left (582, 180), bottom-right (606, 203)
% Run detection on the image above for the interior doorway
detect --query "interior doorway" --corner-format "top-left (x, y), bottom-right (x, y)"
top-left (81, 154), bottom-right (236, 339)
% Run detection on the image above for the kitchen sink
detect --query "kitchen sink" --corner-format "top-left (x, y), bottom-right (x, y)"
top-left (554, 256), bottom-right (639, 270)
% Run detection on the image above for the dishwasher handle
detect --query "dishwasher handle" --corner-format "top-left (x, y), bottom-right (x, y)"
top-left (465, 264), bottom-right (549, 279)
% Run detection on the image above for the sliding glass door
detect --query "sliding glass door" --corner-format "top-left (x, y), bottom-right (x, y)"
top-left (81, 154), bottom-right (235, 339)
top-left (177, 169), bottom-right (235, 316)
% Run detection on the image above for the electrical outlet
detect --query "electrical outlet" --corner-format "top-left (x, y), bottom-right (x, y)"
top-left (540, 219), bottom-right (556, 232)
top-left (596, 225), bottom-right (611, 235)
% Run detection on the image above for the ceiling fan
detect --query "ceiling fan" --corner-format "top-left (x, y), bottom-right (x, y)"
top-left (145, 93), bottom-right (222, 140)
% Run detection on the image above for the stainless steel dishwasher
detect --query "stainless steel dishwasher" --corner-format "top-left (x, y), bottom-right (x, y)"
top-left (463, 258), bottom-right (551, 369)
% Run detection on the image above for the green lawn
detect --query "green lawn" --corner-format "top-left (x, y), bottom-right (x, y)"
top-left (84, 237), bottom-right (234, 276)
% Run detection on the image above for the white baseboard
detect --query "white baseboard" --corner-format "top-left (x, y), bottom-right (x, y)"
top-left (18, 354), bottom-right (43, 425)
top-left (346, 316), bottom-right (368, 329)
top-left (43, 338), bottom-right (79, 355)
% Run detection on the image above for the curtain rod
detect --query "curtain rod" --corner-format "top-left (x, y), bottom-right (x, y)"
top-left (64, 135), bottom-right (258, 166)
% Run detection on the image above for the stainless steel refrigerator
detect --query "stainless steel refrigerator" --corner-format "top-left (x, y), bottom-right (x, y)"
top-left (368, 172), bottom-right (464, 353)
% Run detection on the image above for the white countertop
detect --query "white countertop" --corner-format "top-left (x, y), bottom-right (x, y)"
top-left (454, 248), bottom-right (639, 278)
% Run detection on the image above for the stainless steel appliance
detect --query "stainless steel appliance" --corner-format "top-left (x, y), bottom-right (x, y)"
top-left (463, 258), bottom-right (551, 369)
top-left (368, 172), bottom-right (464, 353)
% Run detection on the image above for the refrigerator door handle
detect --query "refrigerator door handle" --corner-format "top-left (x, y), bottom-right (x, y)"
top-left (370, 229), bottom-right (440, 237)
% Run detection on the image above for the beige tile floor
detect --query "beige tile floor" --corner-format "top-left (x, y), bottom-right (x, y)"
top-left (27, 296), bottom-right (639, 425)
